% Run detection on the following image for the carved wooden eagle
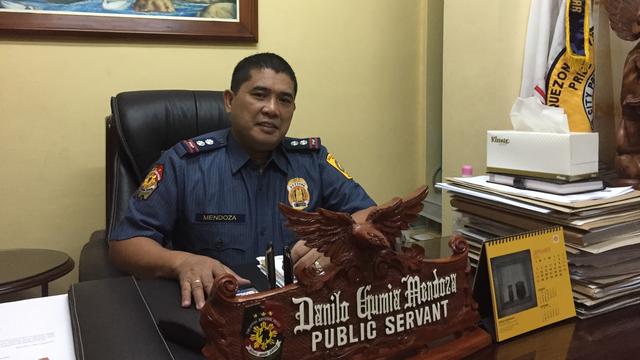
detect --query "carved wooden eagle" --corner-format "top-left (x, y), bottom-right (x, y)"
top-left (278, 186), bottom-right (429, 267)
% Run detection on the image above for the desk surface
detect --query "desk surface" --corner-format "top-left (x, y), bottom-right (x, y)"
top-left (470, 302), bottom-right (640, 360)
top-left (0, 248), bottom-right (74, 296)
top-left (71, 267), bottom-right (640, 360)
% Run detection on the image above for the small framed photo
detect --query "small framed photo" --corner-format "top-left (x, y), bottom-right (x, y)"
top-left (490, 250), bottom-right (537, 318)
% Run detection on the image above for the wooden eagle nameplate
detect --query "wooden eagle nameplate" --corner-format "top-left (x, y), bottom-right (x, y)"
top-left (200, 186), bottom-right (491, 359)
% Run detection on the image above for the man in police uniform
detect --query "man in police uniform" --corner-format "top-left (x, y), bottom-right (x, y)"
top-left (109, 53), bottom-right (375, 309)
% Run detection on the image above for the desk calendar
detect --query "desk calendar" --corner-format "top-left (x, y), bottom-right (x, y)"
top-left (473, 226), bottom-right (575, 341)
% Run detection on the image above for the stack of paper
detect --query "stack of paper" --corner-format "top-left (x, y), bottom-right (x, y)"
top-left (439, 175), bottom-right (640, 318)
top-left (0, 294), bottom-right (76, 359)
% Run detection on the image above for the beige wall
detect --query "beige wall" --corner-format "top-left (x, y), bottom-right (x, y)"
top-left (439, 1), bottom-right (628, 245)
top-left (441, 0), bottom-right (531, 241)
top-left (0, 1), bottom-right (427, 296)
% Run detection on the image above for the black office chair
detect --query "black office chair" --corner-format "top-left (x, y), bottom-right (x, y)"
top-left (79, 90), bottom-right (230, 281)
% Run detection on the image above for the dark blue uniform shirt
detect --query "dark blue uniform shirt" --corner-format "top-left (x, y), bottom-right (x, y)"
top-left (109, 128), bottom-right (375, 267)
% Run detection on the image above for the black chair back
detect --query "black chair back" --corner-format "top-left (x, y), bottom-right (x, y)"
top-left (106, 90), bottom-right (230, 237)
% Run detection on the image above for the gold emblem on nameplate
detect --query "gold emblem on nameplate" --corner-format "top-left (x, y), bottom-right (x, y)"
top-left (287, 178), bottom-right (310, 210)
top-left (246, 313), bottom-right (281, 357)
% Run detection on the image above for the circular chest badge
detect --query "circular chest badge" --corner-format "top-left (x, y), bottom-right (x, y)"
top-left (287, 178), bottom-right (310, 210)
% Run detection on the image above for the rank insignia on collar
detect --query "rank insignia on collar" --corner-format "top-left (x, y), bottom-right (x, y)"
top-left (182, 139), bottom-right (200, 154)
top-left (134, 164), bottom-right (164, 200)
top-left (287, 178), bottom-right (310, 210)
top-left (326, 153), bottom-right (353, 179)
top-left (178, 137), bottom-right (224, 157)
top-left (284, 137), bottom-right (321, 151)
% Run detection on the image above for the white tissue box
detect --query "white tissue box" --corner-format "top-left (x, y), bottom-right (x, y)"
top-left (486, 131), bottom-right (598, 181)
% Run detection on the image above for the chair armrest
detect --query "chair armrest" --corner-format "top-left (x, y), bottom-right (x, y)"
top-left (79, 230), bottom-right (127, 282)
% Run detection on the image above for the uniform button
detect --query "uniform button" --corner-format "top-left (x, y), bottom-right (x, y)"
top-left (259, 228), bottom-right (266, 236)
top-left (214, 240), bottom-right (223, 251)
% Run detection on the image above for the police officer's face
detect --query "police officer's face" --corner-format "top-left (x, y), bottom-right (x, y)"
top-left (225, 68), bottom-right (296, 158)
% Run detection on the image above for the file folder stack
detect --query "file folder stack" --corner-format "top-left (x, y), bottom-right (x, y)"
top-left (438, 175), bottom-right (640, 318)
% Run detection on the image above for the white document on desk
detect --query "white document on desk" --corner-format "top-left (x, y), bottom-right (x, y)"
top-left (0, 294), bottom-right (76, 360)
top-left (256, 255), bottom-right (286, 287)
top-left (449, 175), bottom-right (634, 204)
top-left (436, 182), bottom-right (552, 213)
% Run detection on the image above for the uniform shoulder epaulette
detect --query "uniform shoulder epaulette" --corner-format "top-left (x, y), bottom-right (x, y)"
top-left (283, 137), bottom-right (321, 151)
top-left (176, 134), bottom-right (226, 157)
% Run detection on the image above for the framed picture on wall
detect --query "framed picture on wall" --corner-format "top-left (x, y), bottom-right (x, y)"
top-left (0, 0), bottom-right (257, 41)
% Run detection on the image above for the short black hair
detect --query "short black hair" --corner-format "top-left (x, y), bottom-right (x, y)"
top-left (230, 53), bottom-right (298, 96)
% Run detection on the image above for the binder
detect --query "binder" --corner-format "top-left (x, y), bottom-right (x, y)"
top-left (473, 226), bottom-right (575, 342)
top-left (487, 173), bottom-right (604, 195)
top-left (452, 195), bottom-right (640, 246)
top-left (68, 277), bottom-right (174, 360)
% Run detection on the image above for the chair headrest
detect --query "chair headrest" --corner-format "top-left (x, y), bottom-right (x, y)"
top-left (112, 90), bottom-right (229, 181)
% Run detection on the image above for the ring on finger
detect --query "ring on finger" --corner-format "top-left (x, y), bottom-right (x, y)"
top-left (312, 260), bottom-right (324, 274)
top-left (191, 279), bottom-right (203, 287)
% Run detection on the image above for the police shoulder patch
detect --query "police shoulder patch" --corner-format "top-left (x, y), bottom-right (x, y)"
top-left (326, 153), bottom-right (352, 179)
top-left (177, 135), bottom-right (226, 157)
top-left (283, 137), bottom-right (321, 151)
top-left (134, 164), bottom-right (164, 200)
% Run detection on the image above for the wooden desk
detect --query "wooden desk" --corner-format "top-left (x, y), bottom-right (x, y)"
top-left (69, 273), bottom-right (640, 359)
top-left (407, 238), bottom-right (640, 359)
top-left (0, 248), bottom-right (74, 296)
top-left (466, 303), bottom-right (640, 359)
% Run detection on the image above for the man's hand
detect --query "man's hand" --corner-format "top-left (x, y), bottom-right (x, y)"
top-left (289, 207), bottom-right (376, 273)
top-left (109, 237), bottom-right (249, 310)
top-left (351, 205), bottom-right (376, 224)
top-left (290, 241), bottom-right (330, 275)
top-left (174, 253), bottom-right (249, 309)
